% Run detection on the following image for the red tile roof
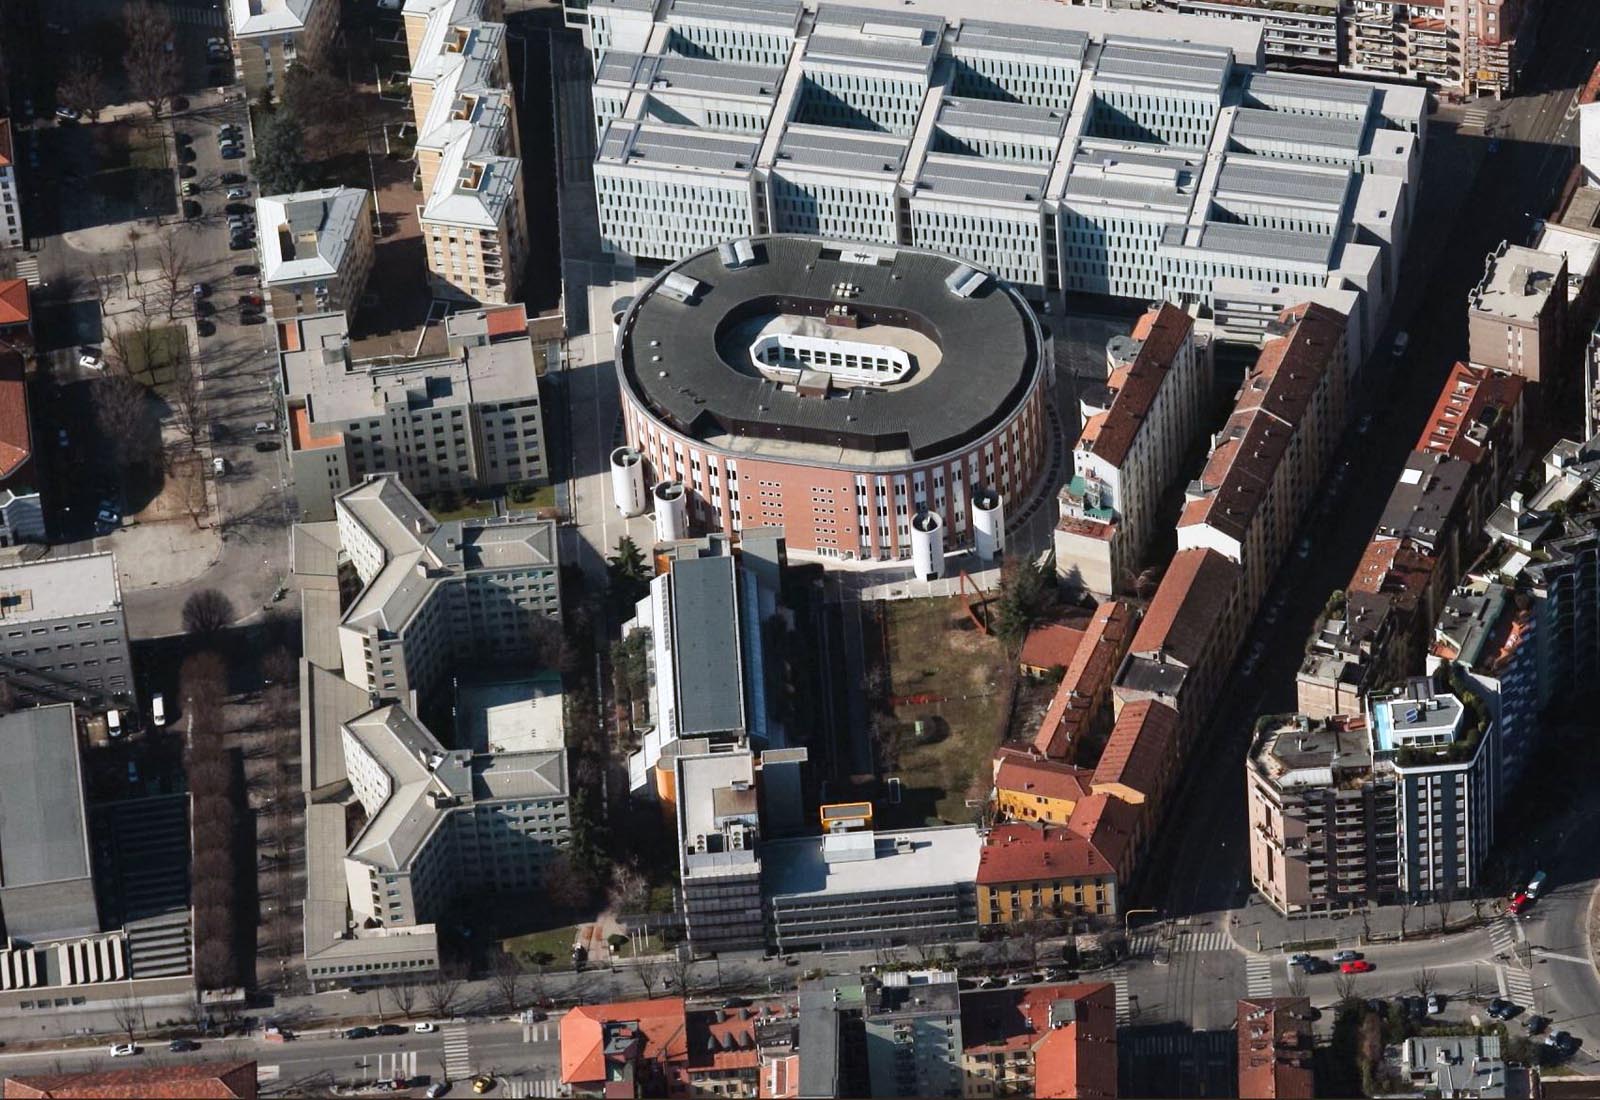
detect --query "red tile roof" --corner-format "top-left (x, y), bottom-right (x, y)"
top-left (976, 822), bottom-right (1118, 886)
top-left (1077, 304), bottom-right (1193, 468)
top-left (1091, 699), bottom-right (1178, 801)
top-left (1237, 998), bottom-right (1316, 1100)
top-left (0, 279), bottom-right (30, 328)
top-left (687, 1004), bottom-right (769, 1074)
top-left (1018, 621), bottom-right (1087, 672)
top-left (993, 751), bottom-right (1096, 806)
top-left (1066, 792), bottom-right (1140, 879)
top-left (759, 1054), bottom-right (799, 1099)
top-left (0, 349), bottom-right (32, 484)
top-left (1346, 537), bottom-right (1436, 614)
top-left (3, 1060), bottom-right (258, 1099)
top-left (1127, 548), bottom-right (1239, 668)
top-left (1415, 361), bottom-right (1523, 465)
top-left (1031, 601), bottom-right (1135, 759)
top-left (485, 304), bottom-right (529, 340)
top-left (961, 983), bottom-right (1118, 1100)
top-left (562, 998), bottom-right (690, 1092)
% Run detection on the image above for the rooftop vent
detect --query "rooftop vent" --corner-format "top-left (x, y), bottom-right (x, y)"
top-left (945, 264), bottom-right (989, 298)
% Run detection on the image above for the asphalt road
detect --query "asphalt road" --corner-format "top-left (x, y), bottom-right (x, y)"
top-left (1130, 0), bottom-right (1600, 1038)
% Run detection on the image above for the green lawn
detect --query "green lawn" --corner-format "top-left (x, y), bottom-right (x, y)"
top-left (503, 924), bottom-right (580, 964)
top-left (507, 482), bottom-right (557, 512)
top-left (423, 494), bottom-right (497, 521)
top-left (130, 325), bottom-right (187, 384)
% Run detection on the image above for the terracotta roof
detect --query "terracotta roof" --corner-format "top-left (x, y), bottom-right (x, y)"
top-left (993, 751), bottom-right (1096, 806)
top-left (0, 118), bottom-right (11, 169)
top-left (976, 823), bottom-right (1118, 886)
top-left (0, 349), bottom-right (31, 483)
top-left (1077, 304), bottom-right (1193, 467)
top-left (759, 1054), bottom-right (800, 1099)
top-left (1031, 601), bottom-right (1136, 759)
top-left (1237, 997), bottom-right (1315, 1100)
top-left (1179, 303), bottom-right (1343, 543)
top-left (687, 1004), bottom-right (772, 1074)
top-left (1018, 621), bottom-right (1086, 672)
top-left (1127, 548), bottom-right (1239, 668)
top-left (1346, 537), bottom-right (1436, 614)
top-left (485, 303), bottom-right (529, 340)
top-left (0, 279), bottom-right (29, 328)
top-left (1066, 792), bottom-right (1140, 879)
top-left (3, 1061), bottom-right (258, 1099)
top-left (1091, 699), bottom-right (1178, 801)
top-left (561, 998), bottom-right (690, 1089)
top-left (1415, 361), bottom-right (1523, 465)
top-left (960, 984), bottom-right (1117, 1100)
top-left (291, 404), bottom-right (344, 451)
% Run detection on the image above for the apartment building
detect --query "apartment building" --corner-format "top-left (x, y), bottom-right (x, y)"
top-left (960, 983), bottom-right (1117, 1100)
top-left (1297, 588), bottom-right (1406, 718)
top-left (404, 0), bottom-right (529, 304)
top-left (1467, 242), bottom-right (1568, 401)
top-left (579, 0), bottom-right (1425, 335)
top-left (338, 700), bottom-right (571, 927)
top-left (256, 187), bottom-right (374, 319)
top-left (975, 822), bottom-right (1123, 924)
top-left (861, 971), bottom-right (965, 1099)
top-left (1246, 712), bottom-right (1398, 914)
top-left (2, 1062), bottom-right (261, 1100)
top-left (1154, 0), bottom-right (1339, 67)
top-left (0, 117), bottom-right (20, 248)
top-left (1029, 600), bottom-right (1136, 761)
top-left (334, 475), bottom-right (561, 701)
top-left (621, 528), bottom-right (791, 792)
top-left (1416, 362), bottom-right (1525, 532)
top-left (1177, 303), bottom-right (1349, 617)
top-left (0, 553), bottom-right (133, 707)
top-left (1429, 579), bottom-right (1538, 789)
top-left (1369, 677), bottom-right (1498, 899)
top-left (1343, 0), bottom-right (1532, 97)
top-left (561, 997), bottom-right (694, 1098)
top-left (1114, 546), bottom-right (1244, 750)
top-left (1237, 998), bottom-right (1316, 1100)
top-left (1057, 304), bottom-right (1210, 596)
top-left (225, 0), bottom-right (338, 102)
top-left (674, 744), bottom-right (764, 955)
top-left (279, 304), bottom-right (547, 520)
top-left (1091, 697), bottom-right (1181, 824)
top-left (991, 752), bottom-right (1096, 827)
top-left (0, 348), bottom-right (43, 547)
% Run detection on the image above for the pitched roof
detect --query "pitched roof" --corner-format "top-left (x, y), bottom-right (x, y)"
top-left (960, 984), bottom-right (1118, 1100)
top-left (1066, 792), bottom-right (1139, 876)
top-left (1237, 997), bottom-right (1316, 1100)
top-left (0, 349), bottom-right (31, 483)
top-left (1031, 600), bottom-right (1135, 759)
top-left (561, 998), bottom-right (690, 1087)
top-left (1127, 548), bottom-right (1239, 667)
top-left (3, 1061), bottom-right (258, 1099)
top-left (1346, 537), bottom-right (1436, 614)
top-left (1077, 304), bottom-right (1193, 467)
top-left (1415, 361), bottom-right (1523, 465)
top-left (975, 823), bottom-right (1118, 886)
top-left (1091, 699), bottom-right (1178, 800)
top-left (0, 279), bottom-right (30, 327)
top-left (993, 751), bottom-right (1095, 805)
top-left (1018, 621), bottom-right (1086, 672)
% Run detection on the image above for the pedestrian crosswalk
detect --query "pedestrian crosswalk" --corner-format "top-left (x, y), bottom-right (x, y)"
top-left (1488, 915), bottom-right (1521, 959)
top-left (1500, 960), bottom-right (1536, 1008)
top-left (1246, 955), bottom-right (1276, 999)
top-left (11, 256), bottom-right (39, 287)
top-left (1129, 932), bottom-right (1158, 957)
top-left (1178, 931), bottom-right (1234, 953)
top-left (443, 1024), bottom-right (473, 1081)
top-left (1462, 105), bottom-right (1491, 131)
top-left (1112, 966), bottom-right (1131, 1024)
top-left (501, 1077), bottom-right (562, 1099)
top-left (523, 1020), bottom-right (555, 1043)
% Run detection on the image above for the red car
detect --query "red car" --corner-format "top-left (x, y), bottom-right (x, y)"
top-left (1509, 892), bottom-right (1531, 915)
top-left (1340, 960), bottom-right (1374, 974)
top-left (238, 294), bottom-right (264, 308)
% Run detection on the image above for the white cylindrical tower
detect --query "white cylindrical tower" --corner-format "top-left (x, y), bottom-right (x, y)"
top-left (972, 490), bottom-right (1005, 562)
top-left (653, 481), bottom-right (687, 543)
top-left (610, 447), bottom-right (648, 517)
top-left (910, 511), bottom-right (945, 581)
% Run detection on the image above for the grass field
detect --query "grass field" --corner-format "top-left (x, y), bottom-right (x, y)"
top-left (424, 495), bottom-right (497, 521)
top-left (878, 597), bottom-right (1011, 826)
top-left (507, 482), bottom-right (558, 512)
top-left (502, 924), bottom-right (580, 964)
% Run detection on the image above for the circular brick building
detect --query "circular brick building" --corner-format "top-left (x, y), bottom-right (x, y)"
top-left (616, 236), bottom-right (1054, 561)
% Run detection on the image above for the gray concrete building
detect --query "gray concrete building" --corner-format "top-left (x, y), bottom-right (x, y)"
top-left (1467, 242), bottom-right (1569, 403)
top-left (256, 187), bottom-right (375, 319)
top-left (280, 304), bottom-right (547, 521)
top-left (0, 553), bottom-right (133, 708)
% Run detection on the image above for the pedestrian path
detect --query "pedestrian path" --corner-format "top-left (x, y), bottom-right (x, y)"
top-left (522, 1019), bottom-right (555, 1043)
top-left (1129, 932), bottom-right (1158, 957)
top-left (503, 1078), bottom-right (562, 1098)
top-left (1246, 955), bottom-right (1276, 999)
top-left (1112, 966), bottom-right (1131, 1024)
top-left (1178, 931), bottom-right (1233, 953)
top-left (1501, 961), bottom-right (1536, 1008)
top-left (1488, 916), bottom-right (1521, 959)
top-left (1462, 105), bottom-right (1491, 130)
top-left (443, 1024), bottom-right (473, 1081)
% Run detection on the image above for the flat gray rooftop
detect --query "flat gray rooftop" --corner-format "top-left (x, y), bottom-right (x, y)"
top-left (1194, 222), bottom-right (1336, 266)
top-left (773, 126), bottom-right (907, 176)
top-left (1230, 107), bottom-right (1364, 153)
top-left (1095, 37), bottom-right (1231, 94)
top-left (763, 825), bottom-right (980, 898)
top-left (0, 706), bottom-right (90, 889)
top-left (952, 19), bottom-right (1088, 62)
top-left (936, 97), bottom-right (1068, 140)
top-left (671, 556), bottom-right (745, 736)
top-left (1244, 70), bottom-right (1374, 113)
top-left (1214, 157), bottom-right (1350, 210)
top-left (0, 553), bottom-right (121, 624)
top-left (599, 122), bottom-right (761, 174)
top-left (915, 155), bottom-right (1049, 204)
top-left (665, 0), bottom-right (802, 28)
top-left (597, 50), bottom-right (784, 100)
top-left (618, 236), bottom-right (1045, 462)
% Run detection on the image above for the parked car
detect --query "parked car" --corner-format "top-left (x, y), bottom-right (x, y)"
top-left (79, 351), bottom-right (104, 370)
top-left (471, 1076), bottom-right (495, 1095)
top-left (1544, 1030), bottom-right (1577, 1056)
top-left (192, 282), bottom-right (209, 298)
top-left (414, 1022), bottom-right (437, 1034)
top-left (1339, 960), bottom-right (1373, 974)
top-left (56, 428), bottom-right (69, 448)
top-left (109, 1043), bottom-right (141, 1057)
top-left (182, 181), bottom-right (198, 195)
top-left (1509, 892), bottom-right (1531, 915)
top-left (175, 131), bottom-right (193, 146)
top-left (375, 1024), bottom-right (407, 1037)
top-left (1288, 953), bottom-right (1312, 967)
top-left (1523, 1014), bottom-right (1550, 1035)
top-left (179, 164), bottom-right (197, 179)
top-left (1486, 998), bottom-right (1520, 1020)
top-left (224, 202), bottom-right (252, 216)
top-left (1357, 413), bottom-right (1373, 434)
top-left (980, 976), bottom-right (1006, 990)
top-left (254, 439), bottom-right (280, 452)
top-left (227, 187), bottom-right (250, 200)
top-left (239, 293), bottom-right (264, 307)
top-left (233, 263), bottom-right (259, 276)
top-left (221, 171), bottom-right (248, 185)
top-left (240, 312), bottom-right (266, 325)
top-left (1297, 537), bottom-right (1313, 559)
top-left (195, 300), bottom-right (215, 317)
top-left (344, 1026), bottom-right (377, 1040)
top-left (197, 319), bottom-right (217, 337)
top-left (183, 200), bottom-right (202, 219)
top-left (178, 146), bottom-right (197, 163)
top-left (228, 238), bottom-right (253, 251)
top-left (220, 144), bottom-right (246, 159)
top-left (168, 1039), bottom-right (200, 1053)
top-left (1332, 950), bottom-right (1363, 963)
top-left (1426, 994), bottom-right (1444, 1015)
top-left (1302, 958), bottom-right (1332, 975)
top-left (212, 457), bottom-right (228, 475)
top-left (255, 421), bottom-right (276, 433)
top-left (54, 106), bottom-right (81, 122)
top-left (1391, 331), bottom-right (1410, 358)
top-left (425, 1083), bottom-right (452, 1099)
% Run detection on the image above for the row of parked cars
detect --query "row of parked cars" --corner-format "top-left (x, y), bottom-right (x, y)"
top-left (1288, 949), bottom-right (1373, 975)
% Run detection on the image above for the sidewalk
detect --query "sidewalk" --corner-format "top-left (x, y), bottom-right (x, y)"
top-left (1227, 892), bottom-right (1499, 955)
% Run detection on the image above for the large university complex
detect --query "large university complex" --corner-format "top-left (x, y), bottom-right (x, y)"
top-left (574, 0), bottom-right (1425, 351)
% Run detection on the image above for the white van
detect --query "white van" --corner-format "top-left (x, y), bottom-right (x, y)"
top-left (107, 709), bottom-right (122, 737)
top-left (152, 693), bottom-right (167, 727)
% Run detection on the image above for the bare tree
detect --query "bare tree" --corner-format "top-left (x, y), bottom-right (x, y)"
top-left (167, 357), bottom-right (207, 449)
top-left (1435, 888), bottom-right (1456, 935)
top-left (153, 234), bottom-right (194, 322)
top-left (111, 998), bottom-right (142, 1042)
top-left (123, 1), bottom-right (181, 120)
top-left (58, 54), bottom-right (106, 121)
top-left (664, 950), bottom-right (698, 999)
top-left (173, 446), bottom-right (210, 530)
top-left (184, 589), bottom-right (235, 639)
top-left (633, 955), bottom-right (666, 999)
top-left (93, 370), bottom-right (152, 468)
top-left (1287, 967), bottom-right (1307, 1000)
top-left (1333, 972), bottom-right (1359, 1004)
top-left (610, 862), bottom-right (648, 915)
top-left (491, 956), bottom-right (525, 1015)
top-left (1398, 899), bottom-right (1415, 942)
top-left (423, 977), bottom-right (463, 1019)
top-left (1411, 968), bottom-right (1438, 1000)
top-left (387, 982), bottom-right (419, 1019)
